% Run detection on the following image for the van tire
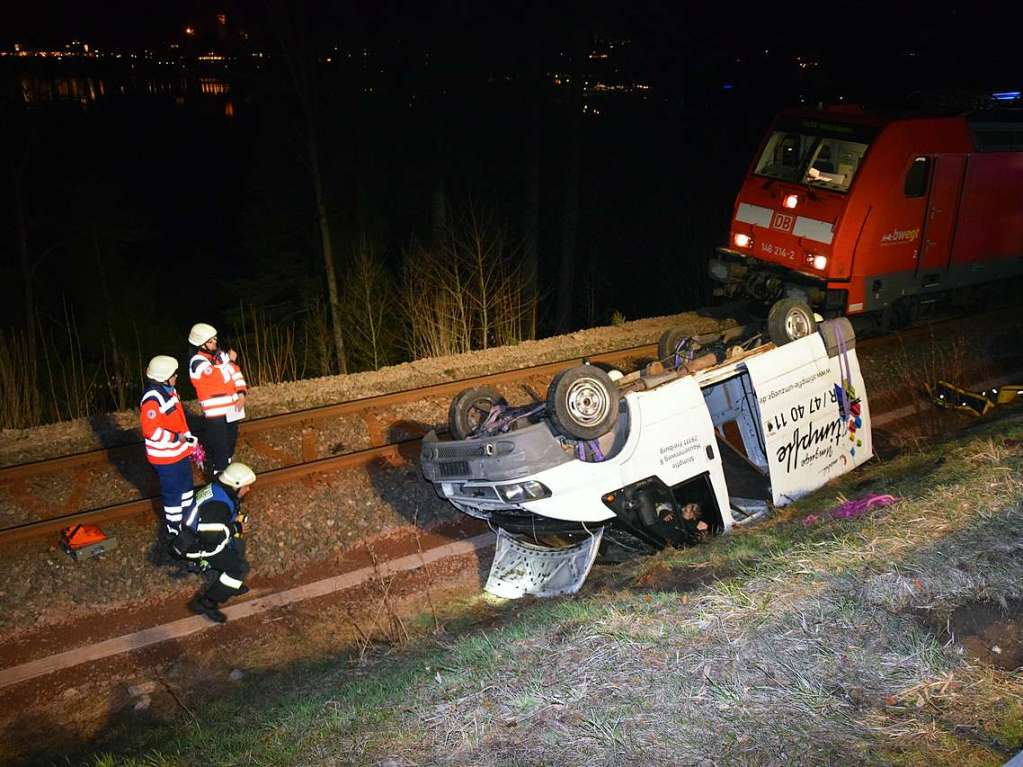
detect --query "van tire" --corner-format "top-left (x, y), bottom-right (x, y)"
top-left (448, 386), bottom-right (508, 440)
top-left (767, 298), bottom-right (817, 345)
top-left (816, 317), bottom-right (856, 357)
top-left (657, 327), bottom-right (691, 367)
top-left (547, 365), bottom-right (620, 441)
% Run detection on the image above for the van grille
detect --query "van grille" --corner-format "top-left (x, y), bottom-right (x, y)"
top-left (439, 461), bottom-right (470, 478)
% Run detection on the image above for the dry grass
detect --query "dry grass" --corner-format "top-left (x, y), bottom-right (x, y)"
top-left (344, 415), bottom-right (1023, 767)
top-left (92, 411), bottom-right (1023, 767)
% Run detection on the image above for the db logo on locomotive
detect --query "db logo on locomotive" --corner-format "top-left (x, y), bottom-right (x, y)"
top-left (771, 212), bottom-right (794, 232)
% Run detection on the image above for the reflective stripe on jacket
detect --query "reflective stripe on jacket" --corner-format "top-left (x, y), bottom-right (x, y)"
top-left (139, 384), bottom-right (194, 465)
top-left (190, 350), bottom-right (246, 418)
top-left (182, 481), bottom-right (240, 558)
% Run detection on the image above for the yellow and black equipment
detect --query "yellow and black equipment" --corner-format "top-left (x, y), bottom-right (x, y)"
top-left (927, 381), bottom-right (1023, 418)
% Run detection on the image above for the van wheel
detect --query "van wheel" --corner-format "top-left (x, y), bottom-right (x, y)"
top-left (448, 386), bottom-right (507, 440)
top-left (547, 365), bottom-right (619, 441)
top-left (657, 327), bottom-right (692, 367)
top-left (816, 317), bottom-right (856, 357)
top-left (767, 299), bottom-right (816, 345)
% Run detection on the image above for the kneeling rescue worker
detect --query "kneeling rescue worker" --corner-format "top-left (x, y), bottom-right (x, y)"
top-left (170, 462), bottom-right (256, 623)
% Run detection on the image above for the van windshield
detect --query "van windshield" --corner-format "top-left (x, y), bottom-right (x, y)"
top-left (753, 120), bottom-right (873, 193)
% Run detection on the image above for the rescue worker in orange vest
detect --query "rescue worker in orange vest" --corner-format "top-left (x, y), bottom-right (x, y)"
top-left (188, 323), bottom-right (247, 476)
top-left (139, 355), bottom-right (197, 535)
top-left (170, 462), bottom-right (256, 624)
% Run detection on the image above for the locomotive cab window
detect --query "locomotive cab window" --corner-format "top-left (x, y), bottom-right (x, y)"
top-left (753, 120), bottom-right (874, 193)
top-left (903, 156), bottom-right (930, 197)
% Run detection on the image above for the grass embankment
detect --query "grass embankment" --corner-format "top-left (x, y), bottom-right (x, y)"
top-left (93, 411), bottom-right (1023, 767)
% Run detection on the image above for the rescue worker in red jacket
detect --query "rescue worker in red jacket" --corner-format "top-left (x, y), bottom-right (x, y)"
top-left (170, 462), bottom-right (256, 623)
top-left (139, 355), bottom-right (197, 535)
top-left (188, 322), bottom-right (247, 476)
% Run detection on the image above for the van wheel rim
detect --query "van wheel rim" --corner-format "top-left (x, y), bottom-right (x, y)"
top-left (566, 378), bottom-right (610, 426)
top-left (785, 309), bottom-right (812, 339)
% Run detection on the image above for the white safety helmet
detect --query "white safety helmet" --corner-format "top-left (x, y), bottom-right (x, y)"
top-left (219, 462), bottom-right (257, 490)
top-left (145, 355), bottom-right (179, 382)
top-left (188, 322), bottom-right (218, 347)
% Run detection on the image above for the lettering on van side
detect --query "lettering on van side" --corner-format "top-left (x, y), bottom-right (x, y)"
top-left (775, 416), bottom-right (848, 474)
top-left (659, 436), bottom-right (702, 469)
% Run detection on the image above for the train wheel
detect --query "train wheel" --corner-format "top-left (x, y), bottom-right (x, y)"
top-left (767, 298), bottom-right (816, 345)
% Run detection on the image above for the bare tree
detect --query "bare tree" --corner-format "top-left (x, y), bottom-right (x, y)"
top-left (523, 47), bottom-right (541, 339)
top-left (555, 27), bottom-right (587, 333)
top-left (13, 150), bottom-right (34, 361)
top-left (269, 2), bottom-right (348, 374)
top-left (342, 239), bottom-right (395, 371)
top-left (401, 204), bottom-right (534, 360)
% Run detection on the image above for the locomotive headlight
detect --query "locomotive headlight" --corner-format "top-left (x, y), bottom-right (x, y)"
top-left (811, 254), bottom-right (828, 270)
top-left (733, 233), bottom-right (752, 248)
top-left (497, 480), bottom-right (552, 502)
top-left (783, 194), bottom-right (799, 209)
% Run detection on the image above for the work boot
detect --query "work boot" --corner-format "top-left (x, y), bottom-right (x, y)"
top-left (188, 595), bottom-right (227, 624)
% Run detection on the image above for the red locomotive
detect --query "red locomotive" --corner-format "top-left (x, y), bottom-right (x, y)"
top-left (710, 102), bottom-right (1023, 343)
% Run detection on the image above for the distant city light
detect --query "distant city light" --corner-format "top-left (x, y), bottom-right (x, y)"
top-left (993, 91), bottom-right (1021, 101)
top-left (184, 26), bottom-right (196, 36)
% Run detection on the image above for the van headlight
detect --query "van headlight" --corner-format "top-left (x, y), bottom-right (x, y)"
top-left (497, 480), bottom-right (551, 502)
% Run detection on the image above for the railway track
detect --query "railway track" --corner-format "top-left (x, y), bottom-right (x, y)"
top-left (1, 310), bottom-right (1017, 548)
top-left (0, 317), bottom-right (1020, 702)
top-left (0, 343), bottom-right (659, 546)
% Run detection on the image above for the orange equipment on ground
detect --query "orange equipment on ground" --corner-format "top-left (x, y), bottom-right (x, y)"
top-left (60, 524), bottom-right (118, 560)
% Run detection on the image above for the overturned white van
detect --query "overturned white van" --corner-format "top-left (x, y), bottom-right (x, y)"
top-left (420, 319), bottom-right (870, 597)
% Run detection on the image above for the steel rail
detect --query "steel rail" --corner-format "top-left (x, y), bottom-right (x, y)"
top-left (0, 439), bottom-right (423, 546)
top-left (0, 342), bottom-right (661, 484)
top-left (0, 308), bottom-right (997, 485)
top-left (0, 342), bottom-right (669, 545)
top-left (0, 312), bottom-right (1014, 547)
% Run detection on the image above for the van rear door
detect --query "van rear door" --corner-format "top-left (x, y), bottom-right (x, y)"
top-left (743, 334), bottom-right (872, 505)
